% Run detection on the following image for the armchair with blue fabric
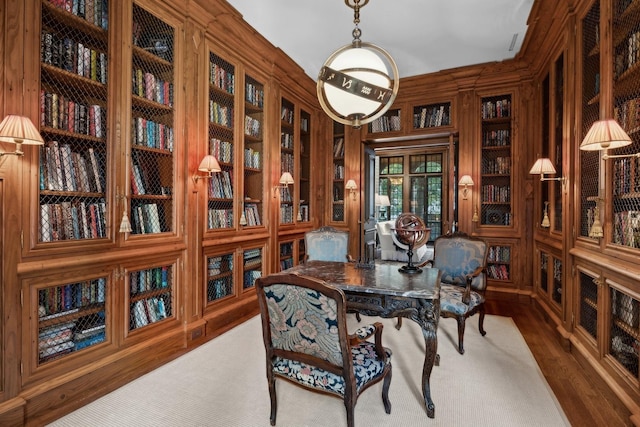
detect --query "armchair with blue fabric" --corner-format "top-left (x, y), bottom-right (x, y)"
top-left (304, 226), bottom-right (354, 263)
top-left (255, 273), bottom-right (392, 427)
top-left (428, 231), bottom-right (489, 354)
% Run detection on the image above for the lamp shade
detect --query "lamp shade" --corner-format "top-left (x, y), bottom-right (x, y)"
top-left (377, 195), bottom-right (391, 207)
top-left (580, 119), bottom-right (632, 151)
top-left (529, 158), bottom-right (556, 175)
top-left (345, 179), bottom-right (357, 190)
top-left (0, 115), bottom-right (44, 145)
top-left (279, 172), bottom-right (294, 185)
top-left (458, 175), bottom-right (474, 186)
top-left (198, 155), bottom-right (221, 173)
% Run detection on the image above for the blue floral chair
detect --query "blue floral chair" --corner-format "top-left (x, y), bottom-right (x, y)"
top-left (256, 273), bottom-right (392, 427)
top-left (428, 231), bottom-right (489, 354)
top-left (304, 226), bottom-right (353, 262)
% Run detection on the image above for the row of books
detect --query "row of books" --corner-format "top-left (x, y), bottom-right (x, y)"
top-left (612, 290), bottom-right (639, 328)
top-left (131, 296), bottom-right (170, 329)
top-left (208, 208), bottom-right (233, 229)
top-left (39, 278), bottom-right (106, 317)
top-left (48, 0), bottom-right (109, 30)
top-left (481, 185), bottom-right (511, 203)
top-left (487, 264), bottom-right (510, 280)
top-left (614, 97), bottom-right (640, 136)
top-left (244, 148), bottom-right (261, 169)
top-left (613, 210), bottom-right (640, 248)
top-left (281, 153), bottom-right (294, 174)
top-left (245, 82), bottom-right (264, 108)
top-left (39, 320), bottom-right (106, 363)
top-left (482, 156), bottom-right (511, 175)
top-left (210, 138), bottom-right (233, 163)
top-left (243, 270), bottom-right (262, 288)
top-left (208, 255), bottom-right (233, 277)
top-left (413, 104), bottom-right (450, 128)
top-left (613, 157), bottom-right (640, 195)
top-left (210, 100), bottom-right (234, 128)
top-left (208, 278), bottom-right (233, 301)
top-left (40, 201), bottom-right (106, 242)
top-left (40, 140), bottom-right (103, 193)
top-left (334, 164), bottom-right (345, 179)
top-left (130, 203), bottom-right (164, 234)
top-left (208, 170), bottom-right (233, 199)
top-left (244, 115), bottom-right (261, 138)
top-left (41, 31), bottom-right (108, 84)
top-left (615, 29), bottom-right (640, 80)
top-left (280, 243), bottom-right (293, 257)
top-left (280, 205), bottom-right (294, 223)
top-left (481, 98), bottom-right (511, 119)
top-left (132, 117), bottom-right (174, 151)
top-left (210, 61), bottom-right (235, 94)
top-left (488, 246), bottom-right (511, 263)
top-left (130, 266), bottom-right (171, 295)
top-left (132, 68), bottom-right (174, 107)
top-left (482, 129), bottom-right (511, 147)
top-left (243, 203), bottom-right (261, 226)
top-left (301, 117), bottom-right (309, 132)
top-left (280, 258), bottom-right (294, 271)
top-left (333, 137), bottom-right (345, 158)
top-left (299, 205), bottom-right (310, 222)
top-left (281, 132), bottom-right (294, 149)
top-left (281, 105), bottom-right (294, 124)
top-left (243, 248), bottom-right (262, 264)
top-left (369, 113), bottom-right (401, 133)
top-left (41, 91), bottom-right (105, 139)
top-left (279, 186), bottom-right (292, 203)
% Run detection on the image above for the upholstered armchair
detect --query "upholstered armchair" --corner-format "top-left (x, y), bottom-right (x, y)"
top-left (428, 231), bottom-right (489, 354)
top-left (256, 273), bottom-right (392, 427)
top-left (304, 226), bottom-right (353, 262)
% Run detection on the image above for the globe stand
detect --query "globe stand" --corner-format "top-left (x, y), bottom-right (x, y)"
top-left (398, 232), bottom-right (422, 274)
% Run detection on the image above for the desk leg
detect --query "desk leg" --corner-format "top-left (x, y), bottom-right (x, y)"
top-left (411, 300), bottom-right (439, 418)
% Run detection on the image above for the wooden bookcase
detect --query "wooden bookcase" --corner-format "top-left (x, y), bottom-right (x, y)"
top-left (243, 74), bottom-right (265, 228)
top-left (279, 97), bottom-right (295, 224)
top-left (331, 121), bottom-right (346, 223)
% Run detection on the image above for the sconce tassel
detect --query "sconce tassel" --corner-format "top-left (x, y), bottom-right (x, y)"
top-left (119, 209), bottom-right (132, 233)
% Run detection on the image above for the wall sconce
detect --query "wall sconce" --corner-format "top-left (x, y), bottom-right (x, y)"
top-left (529, 158), bottom-right (567, 189)
top-left (345, 179), bottom-right (358, 200)
top-left (273, 171), bottom-right (294, 198)
top-left (316, 0), bottom-right (399, 129)
top-left (458, 175), bottom-right (474, 200)
top-left (0, 114), bottom-right (44, 157)
top-left (541, 201), bottom-right (550, 228)
top-left (193, 154), bottom-right (221, 183)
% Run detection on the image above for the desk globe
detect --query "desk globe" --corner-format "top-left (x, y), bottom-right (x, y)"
top-left (395, 213), bottom-right (429, 274)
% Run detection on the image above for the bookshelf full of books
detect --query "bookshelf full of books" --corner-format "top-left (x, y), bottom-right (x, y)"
top-left (298, 109), bottom-right (311, 223)
top-left (367, 108), bottom-right (402, 134)
top-left (128, 263), bottom-right (173, 331)
top-left (129, 3), bottom-right (176, 235)
top-left (412, 102), bottom-right (451, 130)
top-left (280, 97), bottom-right (295, 224)
top-left (206, 50), bottom-right (235, 230)
top-left (242, 74), bottom-right (264, 228)
top-left (332, 121), bottom-right (346, 222)
top-left (206, 252), bottom-right (234, 304)
top-left (479, 94), bottom-right (513, 227)
top-left (279, 241), bottom-right (294, 271)
top-left (39, 0), bottom-right (110, 242)
top-left (36, 275), bottom-right (108, 365)
top-left (242, 247), bottom-right (263, 289)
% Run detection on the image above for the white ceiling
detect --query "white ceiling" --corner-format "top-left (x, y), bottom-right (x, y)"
top-left (225, 0), bottom-right (536, 79)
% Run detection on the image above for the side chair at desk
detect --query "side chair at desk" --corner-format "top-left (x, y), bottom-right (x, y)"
top-left (279, 260), bottom-right (442, 418)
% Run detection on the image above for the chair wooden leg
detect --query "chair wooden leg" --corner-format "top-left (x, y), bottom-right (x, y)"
top-left (356, 312), bottom-right (361, 322)
top-left (382, 366), bottom-right (392, 414)
top-left (268, 376), bottom-right (277, 426)
top-left (395, 317), bottom-right (402, 330)
top-left (456, 316), bottom-right (466, 355)
top-left (479, 305), bottom-right (487, 336)
top-left (345, 402), bottom-right (355, 427)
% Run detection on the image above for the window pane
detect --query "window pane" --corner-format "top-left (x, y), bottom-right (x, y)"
top-left (410, 154), bottom-right (426, 173)
top-left (426, 154), bottom-right (442, 173)
top-left (386, 156), bottom-right (403, 174)
top-left (427, 176), bottom-right (442, 240)
top-left (389, 177), bottom-right (403, 220)
top-left (410, 176), bottom-right (426, 216)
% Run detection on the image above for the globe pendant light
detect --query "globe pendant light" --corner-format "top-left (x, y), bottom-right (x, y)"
top-left (317, 0), bottom-right (399, 128)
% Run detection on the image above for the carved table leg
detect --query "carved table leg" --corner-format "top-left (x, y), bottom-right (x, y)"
top-left (412, 299), bottom-right (439, 418)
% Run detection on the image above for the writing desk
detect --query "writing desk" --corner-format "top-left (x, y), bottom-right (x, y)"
top-left (283, 260), bottom-right (441, 418)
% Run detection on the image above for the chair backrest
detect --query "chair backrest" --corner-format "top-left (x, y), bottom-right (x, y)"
top-left (431, 231), bottom-right (488, 291)
top-left (305, 226), bottom-right (350, 262)
top-left (256, 273), bottom-right (350, 370)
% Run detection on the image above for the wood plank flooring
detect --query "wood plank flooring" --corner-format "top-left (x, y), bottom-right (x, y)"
top-left (485, 299), bottom-right (633, 427)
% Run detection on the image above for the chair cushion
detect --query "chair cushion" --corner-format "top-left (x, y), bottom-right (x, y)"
top-left (273, 342), bottom-right (392, 396)
top-left (440, 283), bottom-right (484, 316)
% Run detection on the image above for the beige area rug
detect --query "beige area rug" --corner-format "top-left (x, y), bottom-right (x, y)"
top-left (48, 314), bottom-right (570, 427)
